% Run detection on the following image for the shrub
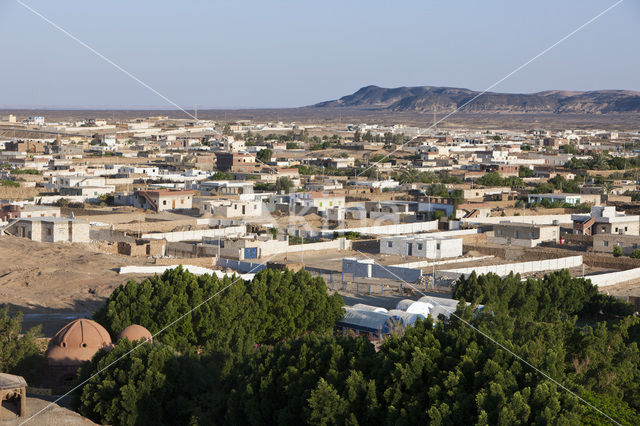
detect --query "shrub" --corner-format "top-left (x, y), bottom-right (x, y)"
top-left (613, 246), bottom-right (623, 257)
top-left (631, 249), bottom-right (640, 259)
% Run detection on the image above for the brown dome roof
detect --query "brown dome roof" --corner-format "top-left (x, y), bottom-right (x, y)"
top-left (46, 319), bottom-right (112, 365)
top-left (117, 324), bottom-right (153, 343)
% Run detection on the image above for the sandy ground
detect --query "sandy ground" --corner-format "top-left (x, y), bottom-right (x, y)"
top-left (0, 235), bottom-right (152, 336)
top-left (597, 279), bottom-right (640, 298)
top-left (0, 395), bottom-right (95, 425)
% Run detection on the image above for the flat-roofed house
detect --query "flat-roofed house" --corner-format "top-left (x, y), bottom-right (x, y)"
top-left (5, 217), bottom-right (89, 243)
top-left (572, 206), bottom-right (640, 236)
top-left (0, 204), bottom-right (61, 223)
top-left (488, 222), bottom-right (560, 247)
top-left (593, 234), bottom-right (640, 255)
top-left (133, 190), bottom-right (195, 212)
top-left (380, 235), bottom-right (462, 259)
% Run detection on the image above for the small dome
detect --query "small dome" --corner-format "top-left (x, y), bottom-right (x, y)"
top-left (46, 319), bottom-right (112, 365)
top-left (117, 324), bottom-right (153, 343)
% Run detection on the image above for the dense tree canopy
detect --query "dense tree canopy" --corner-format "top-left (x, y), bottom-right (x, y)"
top-left (93, 267), bottom-right (344, 352)
top-left (477, 171), bottom-right (523, 187)
top-left (76, 268), bottom-right (640, 425)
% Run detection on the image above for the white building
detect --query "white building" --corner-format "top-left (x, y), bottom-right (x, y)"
top-left (380, 235), bottom-right (462, 259)
top-left (289, 192), bottom-right (345, 213)
top-left (26, 116), bottom-right (45, 126)
top-left (197, 199), bottom-right (262, 218)
top-left (5, 217), bottom-right (89, 243)
top-left (102, 135), bottom-right (117, 146)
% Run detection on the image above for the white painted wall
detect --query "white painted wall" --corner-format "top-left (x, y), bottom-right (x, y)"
top-left (440, 255), bottom-right (583, 278)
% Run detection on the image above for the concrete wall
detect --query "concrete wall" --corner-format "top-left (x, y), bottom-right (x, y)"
top-left (70, 221), bottom-right (90, 243)
top-left (587, 267), bottom-right (640, 287)
top-left (90, 229), bottom-right (135, 243)
top-left (119, 264), bottom-right (256, 280)
top-left (439, 255), bottom-right (583, 278)
top-left (217, 258), bottom-right (267, 274)
top-left (462, 214), bottom-right (573, 226)
top-left (195, 218), bottom-right (245, 227)
top-left (329, 220), bottom-right (438, 237)
top-left (215, 237), bottom-right (350, 260)
top-left (393, 255), bottom-right (494, 268)
top-left (142, 225), bottom-right (246, 242)
top-left (285, 238), bottom-right (350, 253)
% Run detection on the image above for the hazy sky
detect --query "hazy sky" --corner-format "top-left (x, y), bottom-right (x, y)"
top-left (0, 0), bottom-right (638, 108)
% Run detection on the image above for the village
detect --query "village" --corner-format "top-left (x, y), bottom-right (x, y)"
top-left (1, 113), bottom-right (640, 423)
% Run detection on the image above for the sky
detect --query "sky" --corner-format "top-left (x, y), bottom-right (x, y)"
top-left (0, 0), bottom-right (638, 109)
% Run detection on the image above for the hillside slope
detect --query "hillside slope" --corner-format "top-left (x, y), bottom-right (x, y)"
top-left (313, 85), bottom-right (640, 114)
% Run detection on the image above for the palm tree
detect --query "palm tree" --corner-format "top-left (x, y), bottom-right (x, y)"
top-left (398, 167), bottom-right (419, 184)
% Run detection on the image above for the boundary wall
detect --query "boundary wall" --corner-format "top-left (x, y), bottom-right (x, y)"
top-left (587, 268), bottom-right (640, 287)
top-left (142, 225), bottom-right (246, 242)
top-left (438, 255), bottom-right (583, 278)
top-left (119, 264), bottom-right (256, 280)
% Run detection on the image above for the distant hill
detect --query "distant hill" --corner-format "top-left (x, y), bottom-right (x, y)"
top-left (313, 85), bottom-right (640, 114)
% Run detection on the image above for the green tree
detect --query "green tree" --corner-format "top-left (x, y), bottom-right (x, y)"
top-left (630, 249), bottom-right (640, 259)
top-left (256, 149), bottom-right (273, 164)
top-left (211, 171), bottom-right (235, 180)
top-left (519, 166), bottom-right (534, 178)
top-left (613, 245), bottom-right (623, 257)
top-left (308, 379), bottom-right (348, 425)
top-left (0, 307), bottom-right (45, 382)
top-left (477, 172), bottom-right (504, 187)
top-left (73, 340), bottom-right (180, 426)
top-left (93, 267), bottom-right (344, 352)
top-left (275, 176), bottom-right (294, 193)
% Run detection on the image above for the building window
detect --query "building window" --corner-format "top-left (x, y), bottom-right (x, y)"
top-left (615, 227), bottom-right (618, 232)
top-left (436, 243), bottom-right (441, 250)
top-left (387, 242), bottom-right (393, 248)
top-left (515, 231), bottom-right (519, 238)
top-left (417, 244), bottom-right (423, 250)
top-left (163, 200), bottom-right (167, 205)
top-left (497, 229), bottom-right (503, 236)
top-left (604, 241), bottom-right (609, 247)
top-left (633, 243), bottom-right (638, 249)
top-left (529, 231), bottom-right (534, 238)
